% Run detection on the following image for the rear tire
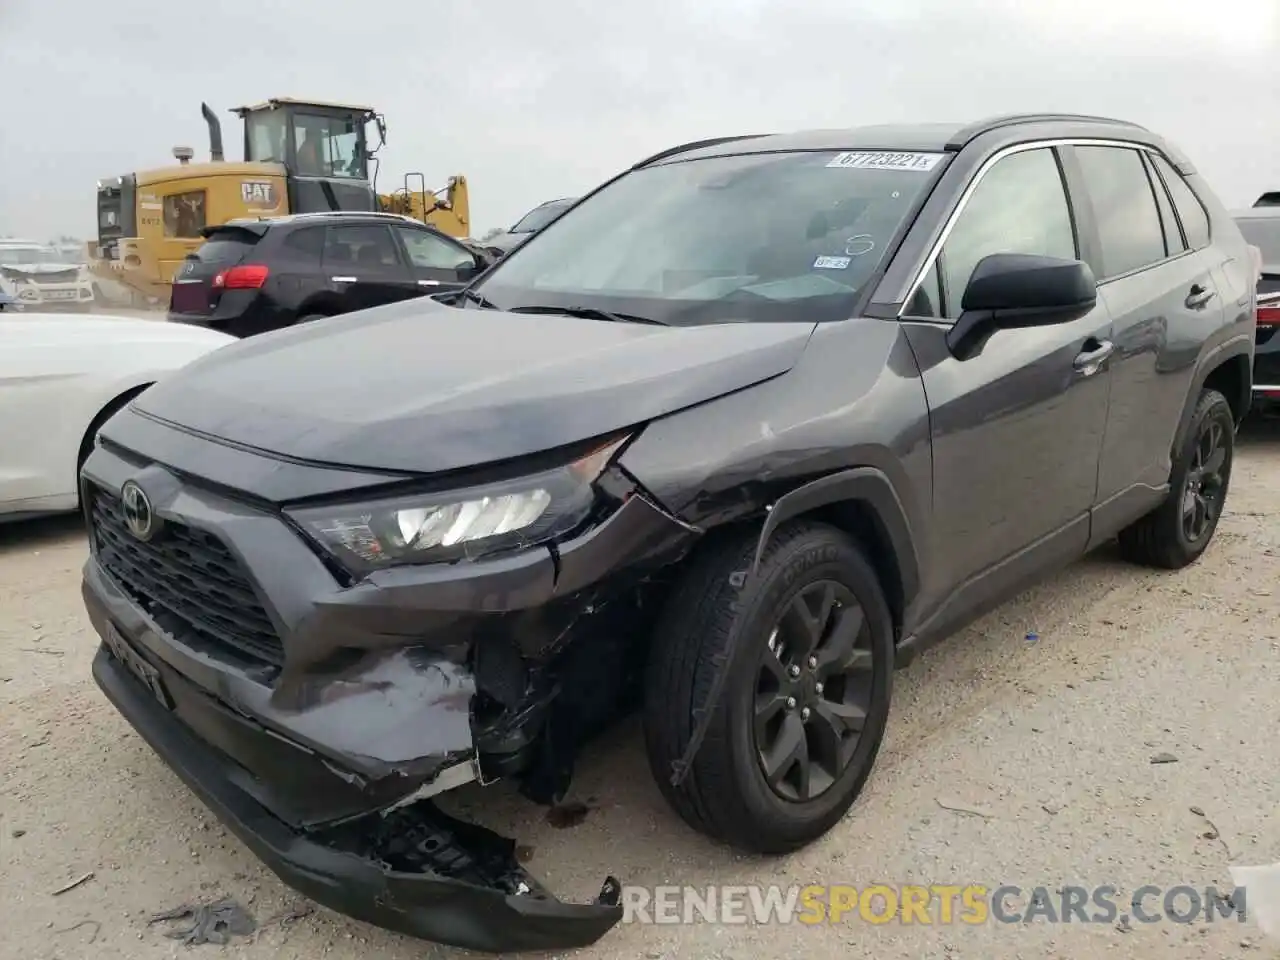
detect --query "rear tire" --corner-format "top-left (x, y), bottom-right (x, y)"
top-left (643, 521), bottom-right (894, 854)
top-left (1118, 388), bottom-right (1234, 569)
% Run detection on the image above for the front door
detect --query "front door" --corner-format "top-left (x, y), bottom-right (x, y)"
top-left (900, 145), bottom-right (1114, 600)
top-left (391, 224), bottom-right (480, 295)
top-left (321, 223), bottom-right (417, 312)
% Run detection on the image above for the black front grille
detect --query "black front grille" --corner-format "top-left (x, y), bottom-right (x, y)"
top-left (90, 487), bottom-right (285, 668)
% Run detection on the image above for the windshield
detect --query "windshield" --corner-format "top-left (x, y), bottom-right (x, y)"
top-left (1238, 217), bottom-right (1280, 267)
top-left (0, 246), bottom-right (50, 265)
top-left (510, 200), bottom-right (574, 233)
top-left (476, 149), bottom-right (944, 325)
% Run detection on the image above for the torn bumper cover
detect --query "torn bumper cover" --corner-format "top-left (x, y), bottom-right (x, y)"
top-left (92, 646), bottom-right (623, 953)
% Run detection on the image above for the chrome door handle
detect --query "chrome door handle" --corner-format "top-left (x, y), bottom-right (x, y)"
top-left (417, 279), bottom-right (441, 287)
top-left (331, 275), bottom-right (357, 283)
top-left (1185, 284), bottom-right (1216, 309)
top-left (1073, 339), bottom-right (1114, 377)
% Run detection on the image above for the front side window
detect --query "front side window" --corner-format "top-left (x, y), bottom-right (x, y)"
top-left (395, 227), bottom-right (475, 270)
top-left (475, 149), bottom-right (946, 325)
top-left (163, 191), bottom-right (207, 239)
top-left (1074, 146), bottom-right (1167, 279)
top-left (937, 147), bottom-right (1076, 319)
top-left (293, 113), bottom-right (362, 179)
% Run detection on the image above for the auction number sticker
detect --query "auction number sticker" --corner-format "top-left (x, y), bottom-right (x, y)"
top-left (826, 151), bottom-right (943, 171)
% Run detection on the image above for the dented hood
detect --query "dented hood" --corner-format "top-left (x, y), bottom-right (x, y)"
top-left (135, 297), bottom-right (816, 474)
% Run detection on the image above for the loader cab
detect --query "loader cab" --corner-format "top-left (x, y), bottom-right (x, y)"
top-left (235, 98), bottom-right (379, 216)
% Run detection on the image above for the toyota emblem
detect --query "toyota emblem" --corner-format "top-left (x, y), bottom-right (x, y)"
top-left (120, 480), bottom-right (156, 540)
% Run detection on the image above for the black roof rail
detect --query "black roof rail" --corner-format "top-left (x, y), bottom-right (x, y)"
top-left (945, 113), bottom-right (1146, 150)
top-left (632, 134), bottom-right (770, 169)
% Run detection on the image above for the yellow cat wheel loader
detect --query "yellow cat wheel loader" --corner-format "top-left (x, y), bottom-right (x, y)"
top-left (88, 98), bottom-right (470, 306)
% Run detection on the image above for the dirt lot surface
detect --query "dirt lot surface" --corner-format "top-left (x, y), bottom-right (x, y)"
top-left (2, 425), bottom-right (1278, 960)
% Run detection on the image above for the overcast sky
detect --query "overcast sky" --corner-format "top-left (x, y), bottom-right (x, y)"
top-left (1, 0), bottom-right (1275, 240)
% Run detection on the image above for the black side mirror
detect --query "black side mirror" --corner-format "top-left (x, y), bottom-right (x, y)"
top-left (945, 252), bottom-right (1097, 361)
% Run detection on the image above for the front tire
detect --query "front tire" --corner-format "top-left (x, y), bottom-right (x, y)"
top-left (1118, 388), bottom-right (1235, 569)
top-left (643, 521), bottom-right (894, 854)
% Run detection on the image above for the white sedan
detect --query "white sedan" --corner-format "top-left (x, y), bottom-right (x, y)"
top-left (0, 312), bottom-right (235, 522)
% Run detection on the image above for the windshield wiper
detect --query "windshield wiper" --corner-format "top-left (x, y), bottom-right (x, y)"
top-left (507, 304), bottom-right (668, 326)
top-left (459, 288), bottom-right (499, 309)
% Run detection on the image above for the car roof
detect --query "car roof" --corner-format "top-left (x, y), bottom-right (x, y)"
top-left (636, 113), bottom-right (1194, 174)
top-left (206, 211), bottom-right (441, 239)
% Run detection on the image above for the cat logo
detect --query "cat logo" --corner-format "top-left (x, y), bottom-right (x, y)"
top-left (241, 181), bottom-right (278, 208)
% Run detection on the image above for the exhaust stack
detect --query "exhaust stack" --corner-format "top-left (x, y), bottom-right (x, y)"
top-left (200, 102), bottom-right (224, 162)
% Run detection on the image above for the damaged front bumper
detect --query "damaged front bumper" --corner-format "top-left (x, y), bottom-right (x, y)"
top-left (93, 645), bottom-right (622, 952)
top-left (80, 426), bottom-right (698, 952)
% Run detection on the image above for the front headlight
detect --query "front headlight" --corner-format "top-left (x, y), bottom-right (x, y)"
top-left (287, 435), bottom-right (629, 573)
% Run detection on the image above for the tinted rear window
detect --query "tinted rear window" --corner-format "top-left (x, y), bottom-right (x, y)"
top-left (1238, 217), bottom-right (1280, 267)
top-left (194, 230), bottom-right (260, 263)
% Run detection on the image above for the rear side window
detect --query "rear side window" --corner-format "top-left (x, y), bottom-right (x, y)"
top-left (1074, 146), bottom-right (1167, 279)
top-left (1150, 154), bottom-right (1210, 250)
top-left (281, 226), bottom-right (326, 259)
top-left (936, 147), bottom-right (1076, 319)
top-left (193, 231), bottom-right (258, 263)
top-left (323, 225), bottom-right (401, 269)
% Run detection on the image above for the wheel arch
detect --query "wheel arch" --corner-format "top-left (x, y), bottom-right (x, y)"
top-left (1173, 337), bottom-right (1252, 457)
top-left (294, 293), bottom-right (344, 321)
top-left (749, 466), bottom-right (921, 639)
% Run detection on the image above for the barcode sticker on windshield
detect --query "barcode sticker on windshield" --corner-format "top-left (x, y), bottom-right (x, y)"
top-left (826, 151), bottom-right (943, 171)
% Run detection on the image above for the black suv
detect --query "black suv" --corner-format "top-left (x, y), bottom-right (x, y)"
top-left (82, 114), bottom-right (1254, 954)
top-left (168, 211), bottom-right (494, 338)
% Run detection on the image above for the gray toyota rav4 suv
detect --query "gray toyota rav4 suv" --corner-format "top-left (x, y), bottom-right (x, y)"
top-left (81, 113), bottom-right (1255, 953)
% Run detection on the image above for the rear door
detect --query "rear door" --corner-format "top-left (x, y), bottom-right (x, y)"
top-left (390, 224), bottom-right (482, 294)
top-left (321, 223), bottom-right (417, 312)
top-left (1064, 144), bottom-right (1225, 510)
top-left (169, 227), bottom-right (262, 318)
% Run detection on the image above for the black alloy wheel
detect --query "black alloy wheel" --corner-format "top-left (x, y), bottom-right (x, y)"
top-left (1182, 415), bottom-right (1228, 543)
top-left (754, 580), bottom-right (873, 803)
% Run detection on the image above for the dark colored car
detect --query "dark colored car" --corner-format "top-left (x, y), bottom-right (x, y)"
top-left (82, 114), bottom-right (1254, 953)
top-left (1234, 206), bottom-right (1280, 411)
top-left (168, 211), bottom-right (495, 338)
top-left (484, 197), bottom-right (577, 254)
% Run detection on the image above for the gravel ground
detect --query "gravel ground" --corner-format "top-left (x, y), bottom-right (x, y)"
top-left (2, 423), bottom-right (1278, 960)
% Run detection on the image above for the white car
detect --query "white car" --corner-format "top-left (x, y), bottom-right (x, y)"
top-left (0, 240), bottom-right (96, 311)
top-left (0, 312), bottom-right (235, 522)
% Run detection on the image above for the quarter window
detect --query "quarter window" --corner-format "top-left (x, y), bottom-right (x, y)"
top-left (1150, 154), bottom-right (1210, 250)
top-left (1074, 146), bottom-right (1167, 278)
top-left (395, 227), bottom-right (475, 270)
top-left (937, 147), bottom-right (1076, 319)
